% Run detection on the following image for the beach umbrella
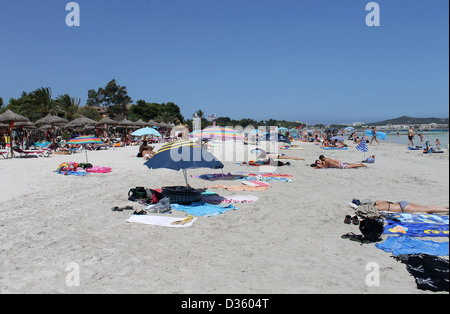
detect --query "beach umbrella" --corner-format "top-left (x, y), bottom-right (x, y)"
top-left (356, 137), bottom-right (369, 160)
top-left (66, 116), bottom-right (97, 129)
top-left (118, 118), bottom-right (135, 128)
top-left (39, 124), bottom-right (55, 131)
top-left (277, 127), bottom-right (288, 134)
top-left (66, 135), bottom-right (103, 163)
top-left (14, 120), bottom-right (35, 129)
top-left (35, 113), bottom-right (69, 147)
top-left (0, 109), bottom-right (30, 158)
top-left (134, 119), bottom-right (148, 128)
top-left (131, 127), bottom-right (162, 137)
top-left (96, 117), bottom-right (119, 127)
top-left (35, 113), bottom-right (68, 126)
top-left (344, 127), bottom-right (355, 132)
top-left (144, 139), bottom-right (224, 187)
top-left (190, 126), bottom-right (244, 141)
top-left (148, 119), bottom-right (159, 127)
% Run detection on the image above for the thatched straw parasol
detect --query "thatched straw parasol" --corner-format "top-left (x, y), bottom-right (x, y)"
top-left (118, 118), bottom-right (135, 128)
top-left (96, 117), bottom-right (119, 127)
top-left (0, 110), bottom-right (30, 158)
top-left (66, 116), bottom-right (97, 129)
top-left (134, 119), bottom-right (148, 127)
top-left (35, 113), bottom-right (68, 126)
top-left (39, 124), bottom-right (54, 131)
top-left (35, 113), bottom-right (68, 147)
top-left (15, 120), bottom-right (37, 130)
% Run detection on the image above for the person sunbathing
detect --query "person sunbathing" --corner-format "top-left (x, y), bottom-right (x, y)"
top-left (241, 158), bottom-right (291, 167)
top-left (257, 151), bottom-right (304, 161)
top-left (373, 200), bottom-right (449, 214)
top-left (138, 141), bottom-right (155, 160)
top-left (313, 155), bottom-right (367, 169)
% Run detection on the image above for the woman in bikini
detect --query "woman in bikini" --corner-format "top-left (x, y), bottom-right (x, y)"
top-left (374, 201), bottom-right (449, 214)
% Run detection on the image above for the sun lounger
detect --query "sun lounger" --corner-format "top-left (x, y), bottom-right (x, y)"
top-left (0, 151), bottom-right (7, 159)
top-left (13, 148), bottom-right (50, 158)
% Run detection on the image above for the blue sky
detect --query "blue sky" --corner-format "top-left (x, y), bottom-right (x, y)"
top-left (0, 0), bottom-right (448, 124)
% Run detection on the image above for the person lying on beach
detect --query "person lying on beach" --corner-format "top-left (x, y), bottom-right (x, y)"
top-left (257, 151), bottom-right (305, 161)
top-left (311, 155), bottom-right (367, 169)
top-left (373, 200), bottom-right (449, 214)
top-left (241, 158), bottom-right (291, 167)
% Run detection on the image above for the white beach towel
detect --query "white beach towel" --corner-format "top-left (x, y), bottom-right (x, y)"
top-left (127, 215), bottom-right (197, 228)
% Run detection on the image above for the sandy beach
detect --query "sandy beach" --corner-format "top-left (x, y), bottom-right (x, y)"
top-left (0, 140), bottom-right (448, 294)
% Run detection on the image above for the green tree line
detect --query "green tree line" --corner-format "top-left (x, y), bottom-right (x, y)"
top-left (1, 79), bottom-right (309, 129)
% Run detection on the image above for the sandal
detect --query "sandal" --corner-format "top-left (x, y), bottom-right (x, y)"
top-left (352, 215), bottom-right (359, 225)
top-left (344, 215), bottom-right (352, 224)
top-left (341, 232), bottom-right (363, 242)
top-left (133, 209), bottom-right (147, 215)
top-left (111, 206), bottom-right (123, 212)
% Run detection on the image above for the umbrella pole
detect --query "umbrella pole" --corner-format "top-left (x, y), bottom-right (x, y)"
top-left (85, 149), bottom-right (88, 163)
top-left (183, 169), bottom-right (189, 189)
top-left (9, 123), bottom-right (14, 159)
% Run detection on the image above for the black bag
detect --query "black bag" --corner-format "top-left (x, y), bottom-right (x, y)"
top-left (359, 219), bottom-right (384, 242)
top-left (128, 187), bottom-right (147, 201)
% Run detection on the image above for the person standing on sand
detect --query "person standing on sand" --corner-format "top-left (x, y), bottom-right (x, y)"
top-left (370, 127), bottom-right (380, 146)
top-left (408, 127), bottom-right (415, 147)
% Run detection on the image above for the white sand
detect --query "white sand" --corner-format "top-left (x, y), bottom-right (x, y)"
top-left (0, 140), bottom-right (448, 294)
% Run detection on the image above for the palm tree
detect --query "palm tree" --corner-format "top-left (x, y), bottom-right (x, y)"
top-left (56, 94), bottom-right (80, 121)
top-left (195, 110), bottom-right (204, 119)
top-left (22, 87), bottom-right (61, 121)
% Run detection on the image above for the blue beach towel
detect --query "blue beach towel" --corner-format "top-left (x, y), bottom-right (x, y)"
top-left (384, 213), bottom-right (449, 224)
top-left (172, 201), bottom-right (237, 217)
top-left (322, 147), bottom-right (348, 150)
top-left (384, 221), bottom-right (449, 238)
top-left (375, 235), bottom-right (449, 256)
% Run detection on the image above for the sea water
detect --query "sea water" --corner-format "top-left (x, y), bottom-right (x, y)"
top-left (351, 130), bottom-right (449, 148)
top-left (384, 130), bottom-right (449, 148)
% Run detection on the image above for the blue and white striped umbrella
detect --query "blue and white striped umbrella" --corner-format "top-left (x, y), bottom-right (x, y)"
top-left (356, 138), bottom-right (369, 153)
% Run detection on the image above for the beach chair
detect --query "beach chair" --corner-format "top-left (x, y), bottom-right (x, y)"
top-left (0, 151), bottom-right (7, 159)
top-left (13, 148), bottom-right (50, 158)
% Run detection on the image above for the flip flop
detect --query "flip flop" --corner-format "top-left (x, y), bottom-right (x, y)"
top-left (133, 209), bottom-right (147, 215)
top-left (352, 216), bottom-right (359, 225)
top-left (111, 206), bottom-right (123, 211)
top-left (344, 215), bottom-right (352, 224)
top-left (341, 232), bottom-right (363, 242)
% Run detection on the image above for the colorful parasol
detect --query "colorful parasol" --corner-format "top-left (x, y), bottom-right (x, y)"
top-left (67, 135), bottom-right (103, 145)
top-left (66, 135), bottom-right (103, 162)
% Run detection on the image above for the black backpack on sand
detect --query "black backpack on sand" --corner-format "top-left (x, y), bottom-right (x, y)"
top-left (359, 219), bottom-right (384, 242)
